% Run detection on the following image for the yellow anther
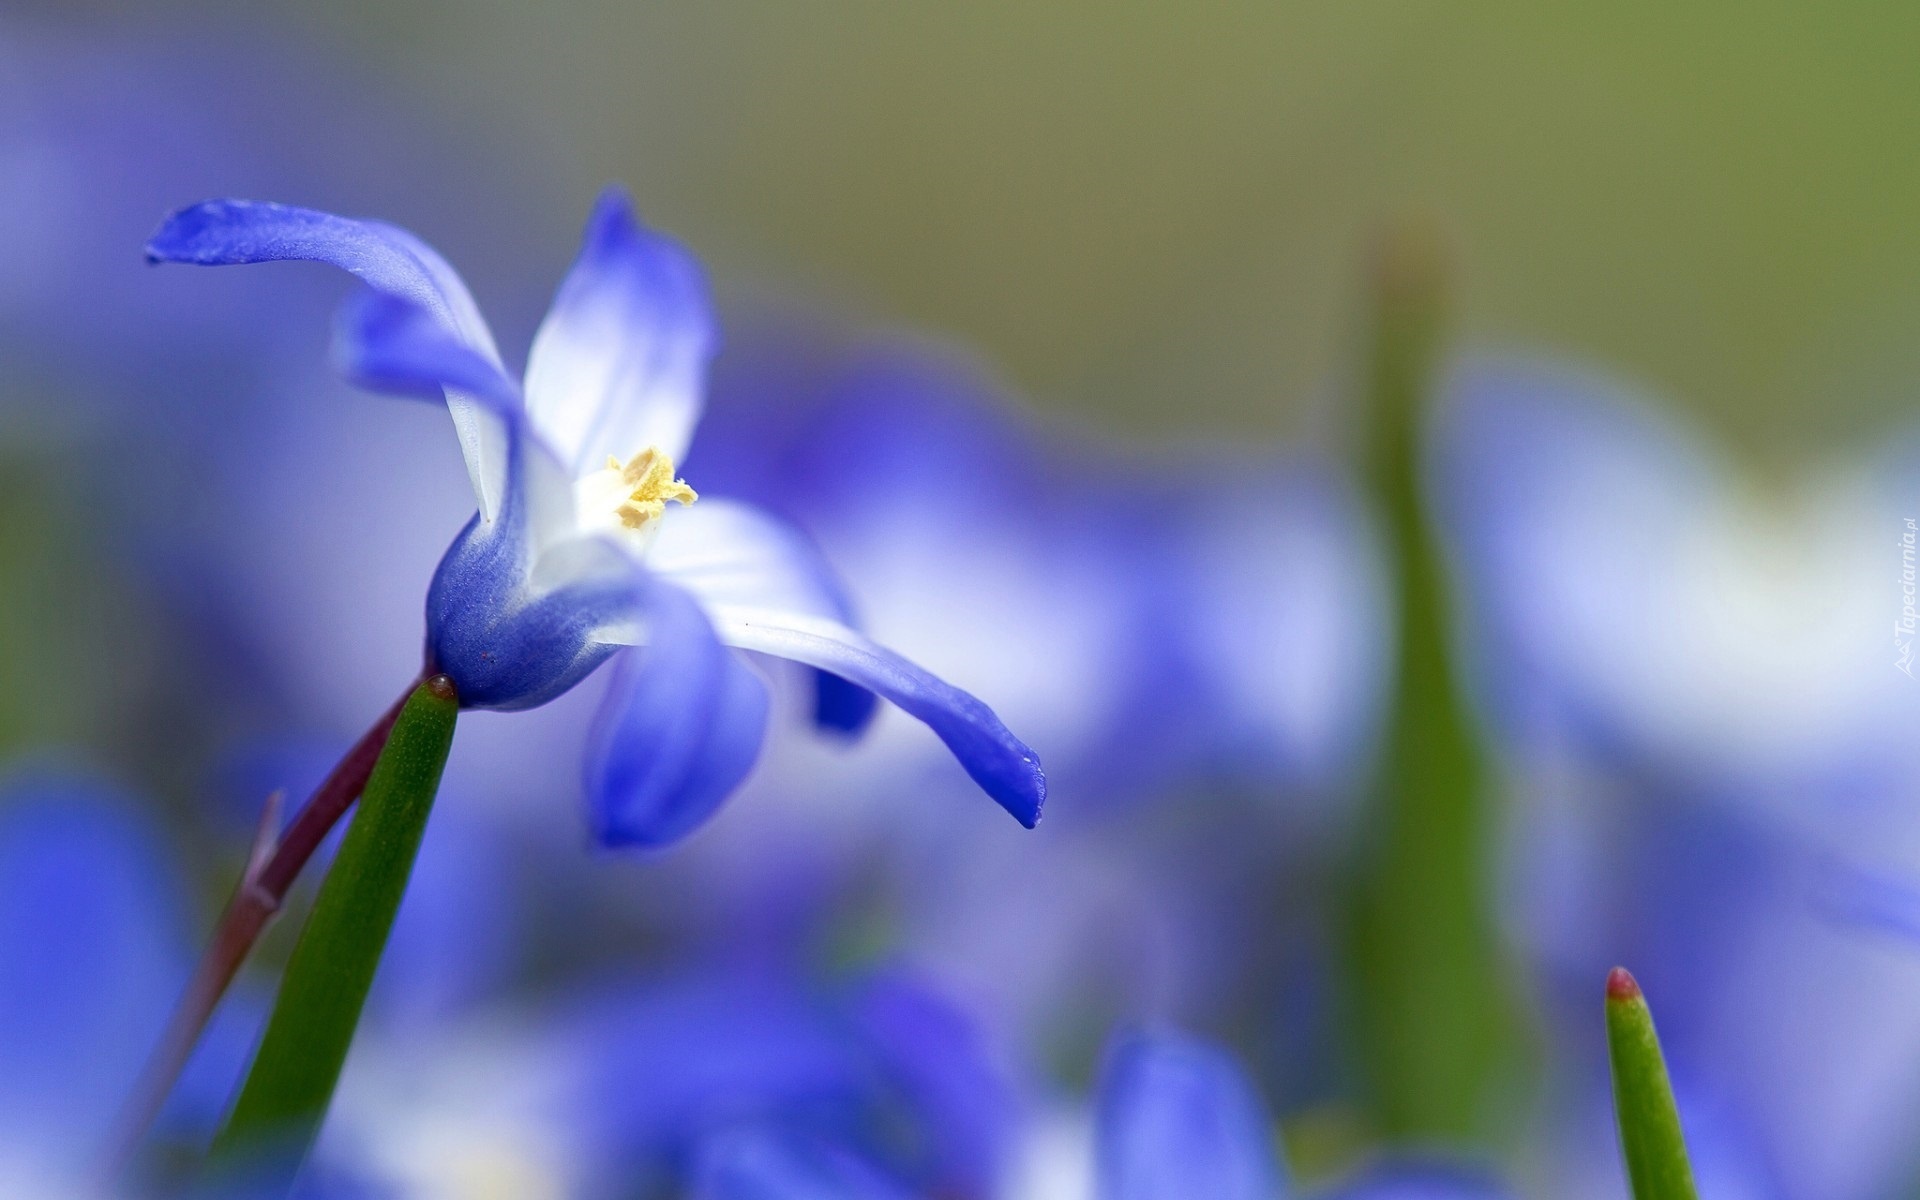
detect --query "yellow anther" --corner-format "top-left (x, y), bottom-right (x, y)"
top-left (607, 447), bottom-right (696, 530)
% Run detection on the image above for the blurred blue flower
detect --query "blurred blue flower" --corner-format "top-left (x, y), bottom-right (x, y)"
top-left (557, 966), bottom-right (1022, 1198)
top-left (1436, 355), bottom-right (1920, 795)
top-left (1093, 1028), bottom-right (1287, 1200)
top-left (1437, 357), bottom-right (1920, 1200)
top-left (701, 337), bottom-right (1387, 807)
top-left (685, 342), bottom-right (1381, 1084)
top-left (303, 961), bottom-right (1023, 1199)
top-left (673, 1020), bottom-right (1512, 1200)
top-left (698, 340), bottom-right (1159, 794)
top-left (0, 772), bottom-right (180, 1188)
top-left (1511, 781), bottom-right (1920, 1200)
top-left (665, 340), bottom-right (1391, 1108)
top-left (1084, 1033), bottom-right (1519, 1200)
top-left (0, 759), bottom-right (576, 1195)
top-left (285, 923), bottom-right (1509, 1200)
top-left (145, 189), bottom-right (1044, 847)
top-left (692, 1126), bottom-right (919, 1200)
top-left (0, 768), bottom-right (262, 1192)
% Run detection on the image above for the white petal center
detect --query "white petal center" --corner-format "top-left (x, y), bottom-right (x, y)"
top-left (573, 445), bottom-right (697, 551)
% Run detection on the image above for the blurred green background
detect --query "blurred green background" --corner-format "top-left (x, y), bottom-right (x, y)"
top-left (225, 0), bottom-right (1920, 465)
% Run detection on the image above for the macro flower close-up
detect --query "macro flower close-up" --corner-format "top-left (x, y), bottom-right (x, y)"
top-left (146, 188), bottom-right (1045, 847)
top-left (5, 5), bottom-right (1920, 1199)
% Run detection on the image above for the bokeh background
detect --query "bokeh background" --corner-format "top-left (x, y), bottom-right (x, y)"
top-left (276, 2), bottom-right (1920, 455)
top-left (6, 3), bottom-right (1920, 1198)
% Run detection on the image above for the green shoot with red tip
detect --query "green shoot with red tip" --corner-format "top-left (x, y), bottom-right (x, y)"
top-left (1605, 967), bottom-right (1699, 1200)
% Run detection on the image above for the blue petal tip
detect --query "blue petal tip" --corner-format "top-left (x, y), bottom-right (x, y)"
top-left (1006, 761), bottom-right (1046, 829)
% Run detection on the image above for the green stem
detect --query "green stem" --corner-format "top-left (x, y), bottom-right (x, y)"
top-left (1606, 967), bottom-right (1699, 1200)
top-left (208, 675), bottom-right (459, 1178)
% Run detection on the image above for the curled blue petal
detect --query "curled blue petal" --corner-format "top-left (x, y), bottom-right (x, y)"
top-left (332, 288), bottom-right (519, 409)
top-left (712, 609), bottom-right (1044, 827)
top-left (1095, 1028), bottom-right (1285, 1200)
top-left (524, 185), bottom-right (716, 471)
top-left (146, 197), bottom-right (513, 516)
top-left (691, 1127), bottom-right (917, 1200)
top-left (584, 580), bottom-right (771, 847)
top-left (145, 199), bottom-right (496, 355)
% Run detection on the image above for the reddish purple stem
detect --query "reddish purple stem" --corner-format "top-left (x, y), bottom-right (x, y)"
top-left (106, 680), bottom-right (419, 1177)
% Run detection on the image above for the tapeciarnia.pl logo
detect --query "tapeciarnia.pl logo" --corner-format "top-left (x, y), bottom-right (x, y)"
top-left (1899, 517), bottom-right (1917, 677)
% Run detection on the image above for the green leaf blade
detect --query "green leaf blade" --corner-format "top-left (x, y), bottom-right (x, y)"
top-left (209, 674), bottom-right (459, 1176)
top-left (1346, 227), bottom-right (1530, 1141)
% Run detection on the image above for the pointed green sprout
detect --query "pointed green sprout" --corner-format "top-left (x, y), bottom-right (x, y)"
top-left (1606, 967), bottom-right (1700, 1200)
top-left (209, 675), bottom-right (460, 1179)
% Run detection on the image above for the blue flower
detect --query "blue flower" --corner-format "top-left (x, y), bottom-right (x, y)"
top-left (692, 1126), bottom-right (919, 1200)
top-left (672, 1019), bottom-right (1516, 1200)
top-left (146, 189), bottom-right (1045, 846)
top-left (1093, 1030), bottom-right (1518, 1200)
top-left (552, 967), bottom-right (1021, 1198)
top-left (1144, 454), bottom-right (1389, 806)
top-left (0, 769), bottom-right (260, 1188)
top-left (1434, 354), bottom-right (1920, 793)
top-left (1094, 1028), bottom-right (1287, 1200)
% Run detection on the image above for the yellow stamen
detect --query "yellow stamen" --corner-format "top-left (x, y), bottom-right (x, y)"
top-left (606, 447), bottom-right (697, 530)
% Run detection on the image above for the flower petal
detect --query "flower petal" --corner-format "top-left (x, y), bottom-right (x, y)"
top-left (146, 197), bottom-right (513, 517)
top-left (523, 187), bottom-right (715, 473)
top-left (145, 198), bottom-right (497, 353)
top-left (705, 607), bottom-right (1044, 827)
top-left (333, 288), bottom-right (520, 409)
top-left (810, 668), bottom-right (882, 736)
top-left (649, 499), bottom-right (879, 735)
top-left (849, 972), bottom-right (1019, 1199)
top-left (1095, 1029), bottom-right (1285, 1200)
top-left (691, 1127), bottom-right (916, 1200)
top-left (650, 500), bottom-right (856, 621)
top-left (584, 579), bottom-right (771, 847)
top-left (426, 463), bottom-right (630, 711)
top-left (1160, 463), bottom-right (1389, 794)
top-left (553, 970), bottom-right (867, 1165)
top-left (1433, 355), bottom-right (1906, 784)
